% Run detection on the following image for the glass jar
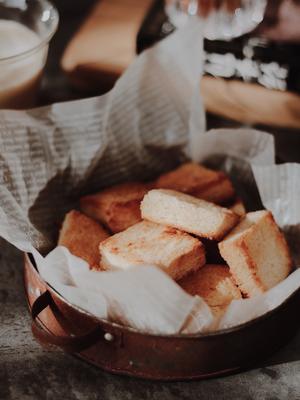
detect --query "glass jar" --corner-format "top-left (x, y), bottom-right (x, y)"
top-left (0, 0), bottom-right (59, 109)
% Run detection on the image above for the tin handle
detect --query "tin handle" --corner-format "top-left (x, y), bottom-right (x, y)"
top-left (31, 290), bottom-right (104, 353)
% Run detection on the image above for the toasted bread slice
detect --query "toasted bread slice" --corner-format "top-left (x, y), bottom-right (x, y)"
top-left (141, 189), bottom-right (240, 241)
top-left (80, 182), bottom-right (151, 233)
top-left (58, 210), bottom-right (110, 270)
top-left (230, 198), bottom-right (246, 216)
top-left (219, 210), bottom-right (292, 297)
top-left (179, 264), bottom-right (242, 318)
top-left (155, 163), bottom-right (235, 205)
top-left (99, 220), bottom-right (206, 280)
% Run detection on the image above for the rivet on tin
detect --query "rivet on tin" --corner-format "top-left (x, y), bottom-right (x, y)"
top-left (104, 333), bottom-right (114, 342)
top-left (28, 285), bottom-right (34, 295)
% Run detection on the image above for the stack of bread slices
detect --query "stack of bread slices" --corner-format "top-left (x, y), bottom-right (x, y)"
top-left (59, 163), bottom-right (292, 319)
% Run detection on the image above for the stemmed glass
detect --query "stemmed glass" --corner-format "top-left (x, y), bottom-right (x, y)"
top-left (165, 0), bottom-right (267, 40)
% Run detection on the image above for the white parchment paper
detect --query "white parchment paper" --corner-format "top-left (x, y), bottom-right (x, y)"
top-left (0, 21), bottom-right (299, 334)
top-left (0, 21), bottom-right (204, 253)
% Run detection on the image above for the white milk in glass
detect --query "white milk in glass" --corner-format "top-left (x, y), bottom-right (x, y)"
top-left (0, 20), bottom-right (47, 109)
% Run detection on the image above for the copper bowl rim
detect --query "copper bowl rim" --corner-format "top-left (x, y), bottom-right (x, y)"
top-left (26, 252), bottom-right (300, 340)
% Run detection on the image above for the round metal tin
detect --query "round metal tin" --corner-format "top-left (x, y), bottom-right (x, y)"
top-left (24, 253), bottom-right (300, 381)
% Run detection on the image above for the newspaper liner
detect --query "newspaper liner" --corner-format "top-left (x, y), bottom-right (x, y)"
top-left (0, 21), bottom-right (299, 334)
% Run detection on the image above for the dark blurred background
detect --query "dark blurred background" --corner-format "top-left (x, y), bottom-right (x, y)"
top-left (44, 0), bottom-right (300, 163)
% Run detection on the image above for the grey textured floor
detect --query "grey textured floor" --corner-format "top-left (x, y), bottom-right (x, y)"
top-left (1, 239), bottom-right (300, 400)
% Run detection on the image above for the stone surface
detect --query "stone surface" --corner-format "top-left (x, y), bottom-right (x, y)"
top-left (1, 239), bottom-right (300, 400)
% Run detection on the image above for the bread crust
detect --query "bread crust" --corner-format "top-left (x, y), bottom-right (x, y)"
top-left (80, 182), bottom-right (151, 233)
top-left (141, 189), bottom-right (240, 241)
top-left (229, 198), bottom-right (246, 216)
top-left (179, 264), bottom-right (242, 318)
top-left (99, 220), bottom-right (206, 280)
top-left (155, 163), bottom-right (235, 205)
top-left (219, 211), bottom-right (292, 297)
top-left (58, 210), bottom-right (110, 270)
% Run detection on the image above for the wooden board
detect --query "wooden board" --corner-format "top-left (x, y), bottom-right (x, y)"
top-left (201, 76), bottom-right (300, 129)
top-left (61, 0), bottom-right (153, 92)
